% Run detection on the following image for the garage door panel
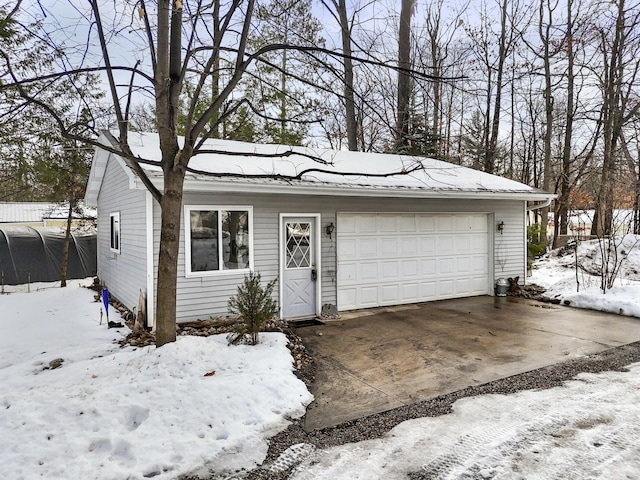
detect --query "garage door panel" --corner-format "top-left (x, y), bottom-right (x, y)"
top-left (456, 257), bottom-right (471, 273)
top-left (360, 286), bottom-right (379, 306)
top-left (471, 255), bottom-right (488, 273)
top-left (379, 216), bottom-right (397, 232)
top-left (337, 213), bottom-right (490, 310)
top-left (400, 237), bottom-right (418, 255)
top-left (338, 287), bottom-right (357, 310)
top-left (470, 215), bottom-right (488, 231)
top-left (399, 215), bottom-right (417, 232)
top-left (381, 284), bottom-right (399, 303)
top-left (455, 277), bottom-right (471, 294)
top-left (359, 238), bottom-right (378, 257)
top-left (381, 261), bottom-right (399, 280)
top-left (437, 216), bottom-right (453, 231)
top-left (338, 237), bottom-right (356, 256)
top-left (418, 216), bottom-right (436, 232)
top-left (469, 276), bottom-right (489, 291)
top-left (340, 215), bottom-right (357, 234)
top-left (420, 237), bottom-right (437, 255)
top-left (361, 262), bottom-right (378, 280)
top-left (358, 215), bottom-right (377, 233)
top-left (401, 283), bottom-right (419, 301)
top-left (454, 215), bottom-right (470, 230)
top-left (437, 235), bottom-right (454, 253)
top-left (381, 238), bottom-right (398, 255)
top-left (438, 257), bottom-right (455, 274)
top-left (455, 235), bottom-right (471, 253)
top-left (421, 281), bottom-right (437, 298)
top-left (420, 258), bottom-right (437, 276)
top-left (338, 263), bottom-right (356, 283)
top-left (438, 280), bottom-right (454, 296)
top-left (401, 259), bottom-right (418, 278)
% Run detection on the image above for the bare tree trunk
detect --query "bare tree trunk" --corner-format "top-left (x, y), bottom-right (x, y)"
top-left (592, 0), bottom-right (627, 237)
top-left (60, 200), bottom-right (75, 288)
top-left (211, 0), bottom-right (221, 137)
top-left (155, 165), bottom-right (186, 345)
top-left (336, 0), bottom-right (358, 151)
top-left (154, 0), bottom-right (185, 347)
top-left (554, 0), bottom-right (576, 247)
top-left (485, 0), bottom-right (511, 174)
top-left (395, 0), bottom-right (413, 149)
top-left (540, 0), bottom-right (554, 245)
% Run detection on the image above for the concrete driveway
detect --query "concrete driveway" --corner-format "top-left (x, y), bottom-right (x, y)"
top-left (295, 296), bottom-right (640, 431)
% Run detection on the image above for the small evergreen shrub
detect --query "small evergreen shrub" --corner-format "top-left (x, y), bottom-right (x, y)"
top-left (227, 272), bottom-right (278, 346)
top-left (527, 223), bottom-right (547, 271)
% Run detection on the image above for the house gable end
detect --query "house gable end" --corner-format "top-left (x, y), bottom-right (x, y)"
top-left (85, 133), bottom-right (140, 207)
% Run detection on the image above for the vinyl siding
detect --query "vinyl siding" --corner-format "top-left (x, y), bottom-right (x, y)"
top-left (167, 192), bottom-right (527, 322)
top-left (96, 155), bottom-right (148, 314)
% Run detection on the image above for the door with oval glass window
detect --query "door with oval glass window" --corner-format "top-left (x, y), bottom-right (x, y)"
top-left (282, 217), bottom-right (317, 318)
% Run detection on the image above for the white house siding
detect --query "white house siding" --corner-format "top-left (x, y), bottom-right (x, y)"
top-left (168, 192), bottom-right (526, 322)
top-left (494, 202), bottom-right (527, 281)
top-left (96, 155), bottom-right (148, 314)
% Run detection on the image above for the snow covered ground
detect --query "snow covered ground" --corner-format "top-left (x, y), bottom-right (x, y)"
top-left (291, 365), bottom-right (640, 479)
top-left (0, 280), bottom-right (312, 479)
top-left (2, 236), bottom-right (640, 479)
top-left (529, 234), bottom-right (640, 317)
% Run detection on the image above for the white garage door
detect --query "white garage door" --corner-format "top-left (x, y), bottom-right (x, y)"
top-left (337, 213), bottom-right (490, 310)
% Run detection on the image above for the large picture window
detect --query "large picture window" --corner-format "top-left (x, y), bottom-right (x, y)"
top-left (185, 206), bottom-right (252, 276)
top-left (110, 212), bottom-right (120, 253)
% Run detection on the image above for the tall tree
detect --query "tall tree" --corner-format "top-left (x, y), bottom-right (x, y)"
top-left (321, 0), bottom-right (358, 150)
top-left (250, 0), bottom-right (325, 145)
top-left (485, 0), bottom-right (519, 174)
top-left (395, 0), bottom-right (413, 150)
top-left (591, 0), bottom-right (640, 236)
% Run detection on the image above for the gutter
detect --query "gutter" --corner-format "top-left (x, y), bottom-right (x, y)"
top-left (132, 174), bottom-right (556, 202)
top-left (526, 197), bottom-right (555, 211)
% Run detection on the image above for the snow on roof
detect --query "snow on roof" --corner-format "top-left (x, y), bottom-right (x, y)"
top-left (0, 202), bottom-right (96, 223)
top-left (112, 132), bottom-right (552, 200)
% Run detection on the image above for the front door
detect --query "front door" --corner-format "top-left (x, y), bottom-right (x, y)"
top-left (282, 217), bottom-right (317, 318)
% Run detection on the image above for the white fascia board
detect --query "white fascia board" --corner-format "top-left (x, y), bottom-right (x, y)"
top-left (182, 179), bottom-right (554, 202)
top-left (134, 173), bottom-right (555, 202)
top-left (86, 145), bottom-right (140, 206)
top-left (84, 147), bottom-right (110, 207)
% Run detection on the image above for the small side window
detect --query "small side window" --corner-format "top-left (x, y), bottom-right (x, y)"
top-left (110, 212), bottom-right (121, 253)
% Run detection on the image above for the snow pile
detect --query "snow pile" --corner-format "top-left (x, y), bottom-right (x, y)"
top-left (529, 235), bottom-right (640, 318)
top-left (291, 364), bottom-right (640, 479)
top-left (0, 281), bottom-right (312, 480)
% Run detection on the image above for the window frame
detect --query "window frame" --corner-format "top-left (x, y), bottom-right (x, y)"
top-left (184, 205), bottom-right (254, 277)
top-left (109, 211), bottom-right (121, 254)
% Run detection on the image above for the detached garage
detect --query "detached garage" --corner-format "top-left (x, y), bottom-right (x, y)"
top-left (86, 132), bottom-right (554, 327)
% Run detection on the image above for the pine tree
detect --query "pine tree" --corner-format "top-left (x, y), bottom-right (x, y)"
top-left (227, 272), bottom-right (278, 346)
top-left (249, 0), bottom-right (325, 145)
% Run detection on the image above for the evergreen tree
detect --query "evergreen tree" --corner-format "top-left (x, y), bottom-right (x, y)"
top-left (461, 110), bottom-right (489, 170)
top-left (227, 272), bottom-right (278, 346)
top-left (249, 0), bottom-right (325, 145)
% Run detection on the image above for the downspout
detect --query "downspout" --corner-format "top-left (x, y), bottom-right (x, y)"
top-left (524, 197), bottom-right (555, 285)
top-left (146, 191), bottom-right (155, 330)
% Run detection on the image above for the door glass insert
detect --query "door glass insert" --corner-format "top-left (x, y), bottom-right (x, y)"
top-left (286, 222), bottom-right (311, 268)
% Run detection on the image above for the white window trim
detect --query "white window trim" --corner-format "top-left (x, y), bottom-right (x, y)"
top-left (184, 205), bottom-right (254, 277)
top-left (109, 211), bottom-right (121, 254)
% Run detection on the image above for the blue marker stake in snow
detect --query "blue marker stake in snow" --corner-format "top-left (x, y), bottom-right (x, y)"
top-left (102, 288), bottom-right (109, 321)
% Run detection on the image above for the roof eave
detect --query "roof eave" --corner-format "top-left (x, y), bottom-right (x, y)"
top-left (134, 175), bottom-right (554, 202)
